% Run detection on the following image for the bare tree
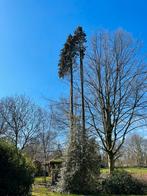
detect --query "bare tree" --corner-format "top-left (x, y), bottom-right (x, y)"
top-left (50, 98), bottom-right (70, 133)
top-left (37, 108), bottom-right (57, 182)
top-left (23, 137), bottom-right (41, 161)
top-left (85, 29), bottom-right (147, 173)
top-left (128, 134), bottom-right (144, 166)
top-left (119, 134), bottom-right (147, 167)
top-left (0, 114), bottom-right (7, 135)
top-left (49, 96), bottom-right (82, 143)
top-left (0, 95), bottom-right (40, 150)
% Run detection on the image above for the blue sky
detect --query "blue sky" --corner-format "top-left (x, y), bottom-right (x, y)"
top-left (0, 0), bottom-right (147, 106)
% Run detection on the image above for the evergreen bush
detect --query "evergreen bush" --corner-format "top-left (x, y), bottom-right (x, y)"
top-left (58, 136), bottom-right (100, 194)
top-left (102, 170), bottom-right (145, 195)
top-left (0, 140), bottom-right (35, 196)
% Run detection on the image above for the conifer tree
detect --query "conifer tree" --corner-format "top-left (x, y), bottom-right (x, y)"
top-left (58, 33), bottom-right (82, 194)
top-left (73, 26), bottom-right (88, 188)
top-left (58, 35), bottom-right (76, 140)
top-left (73, 27), bottom-right (87, 144)
top-left (58, 27), bottom-right (100, 194)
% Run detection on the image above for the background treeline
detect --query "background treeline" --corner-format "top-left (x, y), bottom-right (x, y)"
top-left (0, 95), bottom-right (146, 171)
top-left (0, 95), bottom-right (60, 164)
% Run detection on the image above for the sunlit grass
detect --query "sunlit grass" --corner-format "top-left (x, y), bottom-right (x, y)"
top-left (32, 186), bottom-right (49, 196)
top-left (34, 176), bottom-right (51, 184)
top-left (101, 167), bottom-right (147, 174)
top-left (32, 186), bottom-right (78, 196)
top-left (125, 167), bottom-right (147, 174)
top-left (33, 177), bottom-right (79, 196)
top-left (32, 168), bottom-right (147, 196)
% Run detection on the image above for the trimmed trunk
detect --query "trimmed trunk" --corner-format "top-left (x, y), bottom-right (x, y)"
top-left (80, 51), bottom-right (86, 145)
top-left (108, 153), bottom-right (115, 174)
top-left (70, 64), bottom-right (74, 141)
top-left (79, 51), bottom-right (87, 188)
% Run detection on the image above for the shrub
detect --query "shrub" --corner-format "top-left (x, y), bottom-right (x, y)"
top-left (58, 137), bottom-right (100, 194)
top-left (102, 170), bottom-right (145, 195)
top-left (0, 140), bottom-right (35, 196)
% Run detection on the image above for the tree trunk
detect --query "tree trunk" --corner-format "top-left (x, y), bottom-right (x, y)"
top-left (43, 152), bottom-right (47, 184)
top-left (79, 51), bottom-right (87, 188)
top-left (80, 51), bottom-right (86, 145)
top-left (108, 153), bottom-right (115, 174)
top-left (15, 132), bottom-right (18, 149)
top-left (70, 64), bottom-right (74, 141)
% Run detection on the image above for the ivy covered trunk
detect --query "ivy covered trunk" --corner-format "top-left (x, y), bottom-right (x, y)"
top-left (70, 63), bottom-right (74, 141)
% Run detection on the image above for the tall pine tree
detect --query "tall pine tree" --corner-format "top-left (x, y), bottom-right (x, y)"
top-left (58, 35), bottom-right (76, 141)
top-left (57, 27), bottom-right (100, 194)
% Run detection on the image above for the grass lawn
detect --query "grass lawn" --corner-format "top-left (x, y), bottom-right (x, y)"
top-left (32, 186), bottom-right (78, 196)
top-left (32, 185), bottom-right (147, 196)
top-left (32, 186), bottom-right (147, 196)
top-left (34, 176), bottom-right (51, 184)
top-left (101, 167), bottom-right (147, 174)
top-left (32, 168), bottom-right (147, 196)
top-left (32, 177), bottom-right (77, 196)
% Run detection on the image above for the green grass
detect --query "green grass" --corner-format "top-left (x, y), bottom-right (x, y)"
top-left (32, 185), bottom-right (77, 196)
top-left (32, 168), bottom-right (147, 196)
top-left (101, 167), bottom-right (147, 174)
top-left (32, 177), bottom-right (80, 196)
top-left (32, 187), bottom-right (77, 196)
top-left (32, 185), bottom-right (146, 196)
top-left (125, 167), bottom-right (147, 174)
top-left (34, 176), bottom-right (51, 184)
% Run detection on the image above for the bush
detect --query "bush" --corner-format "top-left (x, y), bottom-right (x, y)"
top-left (102, 170), bottom-right (145, 195)
top-left (0, 140), bottom-right (35, 196)
top-left (58, 137), bottom-right (100, 194)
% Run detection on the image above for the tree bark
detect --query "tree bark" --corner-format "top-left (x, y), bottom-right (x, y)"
top-left (108, 153), bottom-right (115, 174)
top-left (15, 132), bottom-right (18, 149)
top-left (80, 51), bottom-right (86, 145)
top-left (70, 64), bottom-right (74, 141)
top-left (43, 150), bottom-right (47, 184)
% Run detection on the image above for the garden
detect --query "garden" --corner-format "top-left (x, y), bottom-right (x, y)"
top-left (0, 6), bottom-right (147, 195)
